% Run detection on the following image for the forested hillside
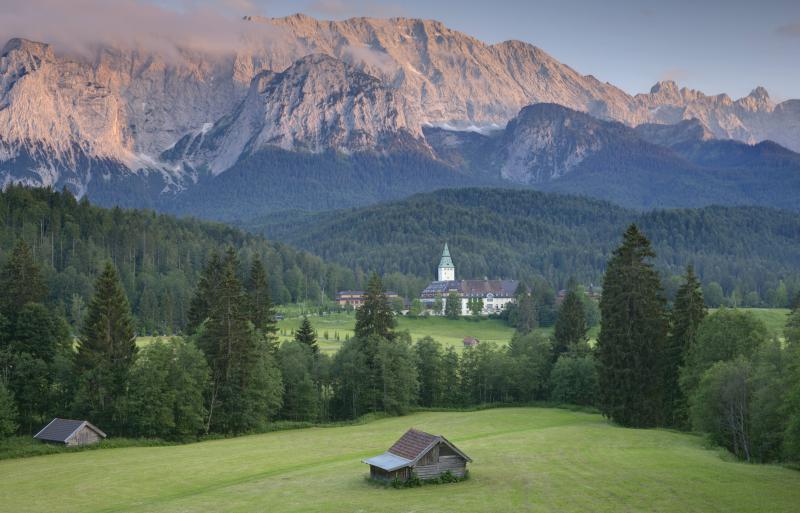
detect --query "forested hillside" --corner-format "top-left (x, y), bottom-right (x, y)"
top-left (249, 188), bottom-right (800, 306)
top-left (161, 148), bottom-right (504, 222)
top-left (0, 187), bottom-right (373, 334)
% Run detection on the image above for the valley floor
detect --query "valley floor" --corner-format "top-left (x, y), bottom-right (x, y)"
top-left (2, 408), bottom-right (799, 513)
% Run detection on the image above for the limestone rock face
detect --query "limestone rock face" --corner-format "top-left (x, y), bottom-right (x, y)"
top-left (169, 54), bottom-right (426, 174)
top-left (0, 14), bottom-right (798, 199)
top-left (493, 103), bottom-right (630, 184)
top-left (634, 119), bottom-right (714, 148)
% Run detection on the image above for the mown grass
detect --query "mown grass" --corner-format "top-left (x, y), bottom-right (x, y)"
top-left (2, 408), bottom-right (799, 513)
top-left (137, 308), bottom-right (788, 352)
top-left (275, 312), bottom-right (518, 352)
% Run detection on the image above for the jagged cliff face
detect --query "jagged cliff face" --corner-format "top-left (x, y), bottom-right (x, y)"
top-left (259, 15), bottom-right (797, 150)
top-left (0, 13), bottom-right (798, 201)
top-left (168, 54), bottom-right (425, 174)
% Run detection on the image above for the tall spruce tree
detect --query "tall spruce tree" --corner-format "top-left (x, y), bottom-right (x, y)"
top-left (553, 279), bottom-right (588, 358)
top-left (295, 316), bottom-right (319, 354)
top-left (194, 248), bottom-right (283, 434)
top-left (516, 286), bottom-right (537, 335)
top-left (74, 262), bottom-right (137, 431)
top-left (597, 225), bottom-right (668, 427)
top-left (0, 240), bottom-right (47, 320)
top-left (246, 257), bottom-right (277, 336)
top-left (196, 248), bottom-right (251, 433)
top-left (187, 253), bottom-right (223, 334)
top-left (665, 265), bottom-right (707, 428)
top-left (354, 273), bottom-right (396, 341)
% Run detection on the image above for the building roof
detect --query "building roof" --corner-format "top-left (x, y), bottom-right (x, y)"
top-left (438, 243), bottom-right (454, 269)
top-left (362, 428), bottom-right (472, 471)
top-left (388, 428), bottom-right (439, 460)
top-left (459, 279), bottom-right (519, 297)
top-left (421, 279), bottom-right (519, 298)
top-left (34, 418), bottom-right (107, 443)
top-left (362, 452), bottom-right (412, 472)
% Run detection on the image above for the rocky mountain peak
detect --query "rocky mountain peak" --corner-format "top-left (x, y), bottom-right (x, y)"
top-left (650, 80), bottom-right (679, 94)
top-left (736, 86), bottom-right (773, 112)
top-left (634, 118), bottom-right (714, 147)
top-left (1, 38), bottom-right (53, 60)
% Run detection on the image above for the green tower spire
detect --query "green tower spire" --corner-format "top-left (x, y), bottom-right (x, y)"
top-left (439, 243), bottom-right (453, 268)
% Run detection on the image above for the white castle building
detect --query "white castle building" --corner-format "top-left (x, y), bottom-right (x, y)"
top-left (420, 243), bottom-right (519, 316)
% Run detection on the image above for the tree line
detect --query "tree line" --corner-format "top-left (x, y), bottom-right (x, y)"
top-left (0, 186), bottom-right (402, 336)
top-left (255, 188), bottom-right (800, 307)
top-left (0, 238), bottom-right (595, 440)
top-left (1, 220), bottom-right (798, 467)
top-left (596, 224), bottom-right (800, 464)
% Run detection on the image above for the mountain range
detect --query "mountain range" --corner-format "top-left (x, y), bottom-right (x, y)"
top-left (1, 14), bottom-right (799, 219)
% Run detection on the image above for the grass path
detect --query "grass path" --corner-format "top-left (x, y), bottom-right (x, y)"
top-left (2, 408), bottom-right (799, 513)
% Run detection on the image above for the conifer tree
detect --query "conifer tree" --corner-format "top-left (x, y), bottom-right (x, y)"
top-left (553, 279), bottom-right (588, 358)
top-left (187, 253), bottom-right (223, 334)
top-left (354, 273), bottom-right (396, 341)
top-left (295, 316), bottom-right (319, 354)
top-left (74, 262), bottom-right (137, 430)
top-left (197, 248), bottom-right (251, 432)
top-left (0, 240), bottom-right (47, 320)
top-left (246, 256), bottom-right (277, 336)
top-left (516, 286), bottom-right (537, 335)
top-left (597, 225), bottom-right (668, 427)
top-left (194, 248), bottom-right (284, 434)
top-left (665, 265), bottom-right (707, 428)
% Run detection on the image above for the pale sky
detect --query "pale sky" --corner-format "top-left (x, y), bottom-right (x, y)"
top-left (5, 0), bottom-right (799, 101)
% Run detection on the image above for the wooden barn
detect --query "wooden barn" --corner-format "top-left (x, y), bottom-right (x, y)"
top-left (362, 428), bottom-right (472, 482)
top-left (463, 336), bottom-right (479, 348)
top-left (34, 418), bottom-right (106, 446)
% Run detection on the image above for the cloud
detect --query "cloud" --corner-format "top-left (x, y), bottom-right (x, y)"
top-left (0, 0), bottom-right (283, 61)
top-left (341, 44), bottom-right (399, 76)
top-left (658, 68), bottom-right (690, 83)
top-left (776, 21), bottom-right (800, 37)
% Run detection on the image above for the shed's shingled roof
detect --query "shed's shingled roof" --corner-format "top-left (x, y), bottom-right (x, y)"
top-left (388, 428), bottom-right (439, 460)
top-left (34, 418), bottom-right (106, 443)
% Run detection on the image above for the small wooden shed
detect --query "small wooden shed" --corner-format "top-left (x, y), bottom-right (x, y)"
top-left (34, 418), bottom-right (106, 446)
top-left (463, 336), bottom-right (479, 348)
top-left (362, 428), bottom-right (472, 482)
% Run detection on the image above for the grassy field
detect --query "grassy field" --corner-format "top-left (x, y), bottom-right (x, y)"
top-left (3, 407), bottom-right (799, 513)
top-left (275, 312), bottom-right (519, 352)
top-left (137, 308), bottom-right (789, 352)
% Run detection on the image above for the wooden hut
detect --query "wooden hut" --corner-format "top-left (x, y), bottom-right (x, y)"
top-left (463, 336), bottom-right (479, 348)
top-left (34, 418), bottom-right (106, 446)
top-left (362, 428), bottom-right (472, 482)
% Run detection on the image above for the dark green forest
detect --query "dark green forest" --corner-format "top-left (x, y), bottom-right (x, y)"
top-left (0, 186), bottom-right (384, 335)
top-left (162, 148), bottom-right (503, 222)
top-left (249, 188), bottom-right (800, 306)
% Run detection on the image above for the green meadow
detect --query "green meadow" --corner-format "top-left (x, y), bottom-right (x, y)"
top-left (3, 407), bottom-right (799, 513)
top-left (275, 312), bottom-right (519, 352)
top-left (137, 308), bottom-right (790, 352)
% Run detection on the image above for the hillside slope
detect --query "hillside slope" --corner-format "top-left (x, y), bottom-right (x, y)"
top-left (0, 187), bottom-right (361, 333)
top-left (3, 408), bottom-right (800, 513)
top-left (247, 188), bottom-right (800, 303)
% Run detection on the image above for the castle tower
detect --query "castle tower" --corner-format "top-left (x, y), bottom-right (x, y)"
top-left (438, 243), bottom-right (455, 281)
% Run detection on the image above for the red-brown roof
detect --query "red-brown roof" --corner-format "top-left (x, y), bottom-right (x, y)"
top-left (387, 428), bottom-right (438, 460)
